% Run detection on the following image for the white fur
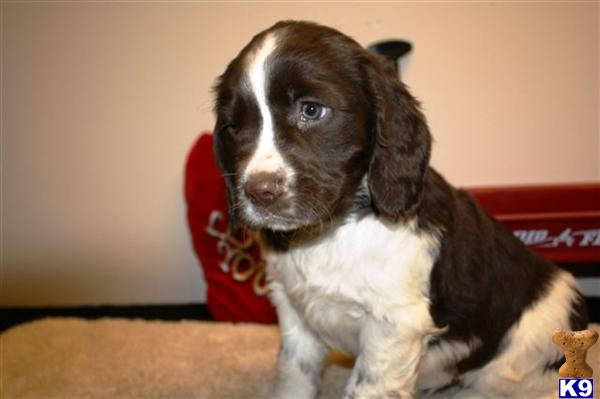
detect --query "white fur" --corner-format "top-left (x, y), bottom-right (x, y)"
top-left (417, 338), bottom-right (482, 392)
top-left (243, 34), bottom-right (294, 186)
top-left (241, 33), bottom-right (296, 229)
top-left (266, 214), bottom-right (442, 398)
top-left (269, 281), bottom-right (328, 399)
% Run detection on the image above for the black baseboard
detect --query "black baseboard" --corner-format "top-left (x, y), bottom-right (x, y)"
top-left (1, 299), bottom-right (598, 334)
top-left (0, 303), bottom-right (212, 333)
top-left (587, 297), bottom-right (600, 322)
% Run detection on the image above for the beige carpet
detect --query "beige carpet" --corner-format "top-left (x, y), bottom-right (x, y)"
top-left (1, 318), bottom-right (599, 399)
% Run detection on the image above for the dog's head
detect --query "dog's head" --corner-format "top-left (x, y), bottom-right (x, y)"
top-left (213, 21), bottom-right (431, 232)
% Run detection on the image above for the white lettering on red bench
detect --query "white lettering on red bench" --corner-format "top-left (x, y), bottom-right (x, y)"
top-left (513, 228), bottom-right (600, 249)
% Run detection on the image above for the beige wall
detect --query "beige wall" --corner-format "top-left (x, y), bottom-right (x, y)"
top-left (2, 2), bottom-right (598, 306)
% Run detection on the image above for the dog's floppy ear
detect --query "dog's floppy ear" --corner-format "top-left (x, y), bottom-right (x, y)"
top-left (212, 126), bottom-right (240, 233)
top-left (363, 53), bottom-right (432, 219)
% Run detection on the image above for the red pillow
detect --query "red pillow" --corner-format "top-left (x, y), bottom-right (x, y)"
top-left (185, 133), bottom-right (277, 323)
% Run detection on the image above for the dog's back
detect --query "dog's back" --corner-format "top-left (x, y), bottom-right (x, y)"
top-left (416, 170), bottom-right (588, 397)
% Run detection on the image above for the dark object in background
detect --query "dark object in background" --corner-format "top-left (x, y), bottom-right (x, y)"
top-left (368, 40), bottom-right (412, 77)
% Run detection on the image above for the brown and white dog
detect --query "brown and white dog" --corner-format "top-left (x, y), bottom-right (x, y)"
top-left (212, 21), bottom-right (588, 399)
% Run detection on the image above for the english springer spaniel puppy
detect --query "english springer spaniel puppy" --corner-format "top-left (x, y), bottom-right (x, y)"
top-left (212, 21), bottom-right (588, 399)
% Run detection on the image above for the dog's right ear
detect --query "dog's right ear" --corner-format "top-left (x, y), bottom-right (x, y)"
top-left (212, 124), bottom-right (240, 234)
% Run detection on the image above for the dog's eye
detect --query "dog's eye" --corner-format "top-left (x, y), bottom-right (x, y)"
top-left (300, 102), bottom-right (328, 121)
top-left (219, 124), bottom-right (236, 135)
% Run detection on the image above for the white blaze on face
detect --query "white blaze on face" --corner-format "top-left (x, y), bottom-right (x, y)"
top-left (243, 34), bottom-right (293, 183)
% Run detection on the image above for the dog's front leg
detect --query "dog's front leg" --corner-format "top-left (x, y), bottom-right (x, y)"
top-left (268, 284), bottom-right (327, 399)
top-left (344, 318), bottom-right (425, 399)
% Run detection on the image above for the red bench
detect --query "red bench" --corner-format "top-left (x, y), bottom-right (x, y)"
top-left (469, 184), bottom-right (600, 264)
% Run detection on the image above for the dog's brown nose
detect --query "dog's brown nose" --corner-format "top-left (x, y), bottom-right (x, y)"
top-left (244, 173), bottom-right (285, 206)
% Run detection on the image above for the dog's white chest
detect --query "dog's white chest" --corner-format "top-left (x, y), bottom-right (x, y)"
top-left (266, 215), bottom-right (438, 354)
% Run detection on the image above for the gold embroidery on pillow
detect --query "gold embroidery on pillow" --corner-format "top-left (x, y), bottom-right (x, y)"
top-left (205, 210), bottom-right (269, 295)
